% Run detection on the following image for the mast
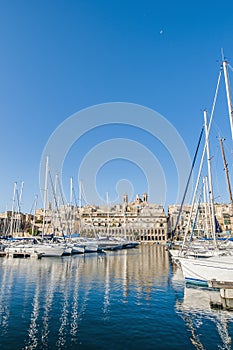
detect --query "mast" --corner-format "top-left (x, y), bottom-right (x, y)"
top-left (3, 205), bottom-right (8, 236)
top-left (54, 174), bottom-right (58, 210)
top-left (70, 177), bottom-right (73, 206)
top-left (69, 177), bottom-right (73, 234)
top-left (42, 156), bottom-right (49, 240)
top-left (16, 181), bottom-right (24, 234)
top-left (189, 189), bottom-right (202, 242)
top-left (222, 59), bottom-right (233, 140)
top-left (49, 172), bottom-right (66, 239)
top-left (123, 203), bottom-right (127, 239)
top-left (203, 176), bottom-right (210, 238)
top-left (106, 192), bottom-right (110, 236)
top-left (219, 137), bottom-right (233, 204)
top-left (78, 180), bottom-right (83, 235)
top-left (204, 110), bottom-right (217, 246)
top-left (32, 195), bottom-right (38, 236)
top-left (181, 68), bottom-right (222, 250)
top-left (19, 181), bottom-right (24, 207)
top-left (10, 182), bottom-right (17, 237)
top-left (172, 127), bottom-right (203, 240)
top-left (79, 180), bottom-right (82, 208)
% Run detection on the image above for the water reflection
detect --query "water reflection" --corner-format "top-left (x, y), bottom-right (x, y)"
top-left (175, 271), bottom-right (233, 350)
top-left (69, 261), bottom-right (80, 344)
top-left (0, 245), bottom-right (170, 349)
top-left (0, 261), bottom-right (14, 336)
top-left (25, 283), bottom-right (40, 350)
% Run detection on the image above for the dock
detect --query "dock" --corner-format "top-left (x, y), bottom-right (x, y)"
top-left (208, 279), bottom-right (233, 310)
top-left (208, 279), bottom-right (233, 289)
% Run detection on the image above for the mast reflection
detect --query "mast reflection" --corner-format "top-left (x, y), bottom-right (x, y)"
top-left (0, 245), bottom-right (170, 349)
top-left (176, 285), bottom-right (233, 350)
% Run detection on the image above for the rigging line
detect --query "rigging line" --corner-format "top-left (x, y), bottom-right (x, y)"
top-left (15, 189), bottom-right (21, 233)
top-left (224, 61), bottom-right (233, 122)
top-left (48, 171), bottom-right (66, 239)
top-left (57, 175), bottom-right (72, 237)
top-left (219, 138), bottom-right (233, 205)
top-left (220, 136), bottom-right (233, 158)
top-left (189, 189), bottom-right (202, 242)
top-left (72, 186), bottom-right (82, 232)
top-left (29, 195), bottom-right (38, 216)
top-left (57, 175), bottom-right (66, 206)
top-left (213, 121), bottom-right (233, 156)
top-left (224, 140), bottom-right (233, 155)
top-left (15, 189), bottom-right (20, 213)
top-left (206, 134), bottom-right (221, 200)
top-left (228, 62), bottom-right (233, 73)
top-left (80, 182), bottom-right (89, 206)
top-left (80, 182), bottom-right (93, 210)
top-left (72, 186), bottom-right (78, 207)
top-left (212, 120), bottom-right (225, 139)
top-left (29, 199), bottom-right (35, 216)
top-left (171, 127), bottom-right (204, 239)
top-left (182, 67), bottom-right (222, 249)
top-left (211, 154), bottom-right (221, 201)
top-left (80, 182), bottom-right (98, 238)
top-left (212, 123), bottom-right (233, 164)
top-left (210, 66), bottom-right (223, 120)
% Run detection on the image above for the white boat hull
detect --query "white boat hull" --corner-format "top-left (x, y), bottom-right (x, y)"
top-left (72, 244), bottom-right (85, 254)
top-left (34, 244), bottom-right (65, 257)
top-left (179, 255), bottom-right (233, 286)
top-left (84, 243), bottom-right (98, 253)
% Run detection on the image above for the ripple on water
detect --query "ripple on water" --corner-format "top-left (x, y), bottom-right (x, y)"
top-left (0, 245), bottom-right (232, 350)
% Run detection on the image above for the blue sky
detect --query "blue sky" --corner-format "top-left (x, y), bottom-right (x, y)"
top-left (0, 0), bottom-right (233, 213)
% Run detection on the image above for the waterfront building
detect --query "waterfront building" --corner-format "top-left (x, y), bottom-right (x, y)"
top-left (0, 194), bottom-right (168, 242)
top-left (0, 211), bottom-right (29, 236)
top-left (168, 202), bottom-right (233, 239)
top-left (80, 193), bottom-right (168, 242)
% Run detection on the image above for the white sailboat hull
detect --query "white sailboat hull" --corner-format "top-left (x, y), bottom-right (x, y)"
top-left (34, 244), bottom-right (65, 257)
top-left (72, 244), bottom-right (85, 254)
top-left (179, 255), bottom-right (233, 286)
top-left (84, 243), bottom-right (98, 253)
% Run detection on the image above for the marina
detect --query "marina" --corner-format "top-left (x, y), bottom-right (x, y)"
top-left (1, 2), bottom-right (233, 349)
top-left (0, 244), bottom-right (233, 350)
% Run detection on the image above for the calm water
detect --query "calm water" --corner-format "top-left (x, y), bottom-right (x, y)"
top-left (0, 244), bottom-right (233, 350)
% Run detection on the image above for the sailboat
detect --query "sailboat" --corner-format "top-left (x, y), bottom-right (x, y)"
top-left (34, 157), bottom-right (65, 257)
top-left (178, 56), bottom-right (233, 287)
top-left (170, 111), bottom-right (225, 263)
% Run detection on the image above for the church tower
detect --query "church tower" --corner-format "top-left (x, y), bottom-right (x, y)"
top-left (123, 193), bottom-right (128, 204)
top-left (142, 192), bottom-right (148, 203)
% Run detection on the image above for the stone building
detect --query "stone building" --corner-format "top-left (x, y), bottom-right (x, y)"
top-left (168, 202), bottom-right (233, 239)
top-left (80, 193), bottom-right (168, 242)
top-left (1, 193), bottom-right (168, 241)
top-left (0, 211), bottom-right (27, 236)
